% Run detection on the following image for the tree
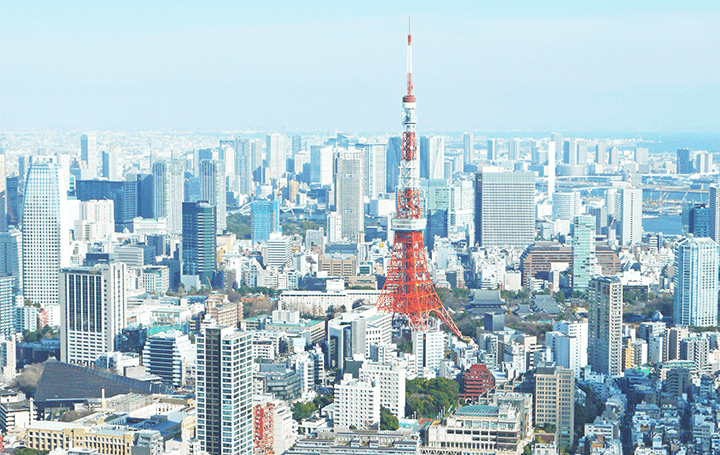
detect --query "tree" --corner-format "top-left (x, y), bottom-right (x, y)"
top-left (291, 401), bottom-right (316, 422)
top-left (405, 377), bottom-right (459, 418)
top-left (555, 291), bottom-right (566, 304)
top-left (380, 406), bottom-right (399, 431)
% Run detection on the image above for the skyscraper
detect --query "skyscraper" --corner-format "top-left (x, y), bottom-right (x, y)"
top-left (0, 148), bottom-right (6, 232)
top-left (335, 149), bottom-right (364, 241)
top-left (572, 215), bottom-right (596, 292)
top-left (81, 133), bottom-right (98, 178)
top-left (673, 237), bottom-right (718, 327)
top-left (292, 135), bottom-right (302, 155)
top-left (474, 171), bottom-right (535, 248)
top-left (102, 146), bottom-right (121, 180)
top-left (595, 142), bottom-right (607, 165)
top-left (22, 158), bottom-right (69, 311)
top-left (420, 136), bottom-right (444, 179)
top-left (508, 138), bottom-right (520, 161)
top-left (251, 198), bottom-right (281, 244)
top-left (548, 141), bottom-right (555, 199)
top-left (0, 230), bottom-right (21, 292)
top-left (326, 211), bottom-right (342, 244)
top-left (60, 263), bottom-right (126, 364)
top-left (463, 132), bottom-right (474, 166)
top-left (619, 187), bottom-right (642, 246)
top-left (710, 183), bottom-right (720, 243)
top-left (182, 201), bottom-right (217, 286)
top-left (251, 140), bottom-right (264, 183)
top-left (196, 326), bottom-right (253, 455)
top-left (535, 365), bottom-right (575, 447)
top-left (363, 143), bottom-right (387, 199)
top-left (386, 137), bottom-right (402, 193)
top-left (234, 138), bottom-right (253, 196)
top-left (266, 133), bottom-right (285, 181)
top-left (200, 159), bottom-right (227, 234)
top-left (0, 276), bottom-right (14, 338)
top-left (309, 145), bottom-right (333, 186)
top-left (677, 148), bottom-right (694, 174)
top-left (588, 276), bottom-right (623, 377)
top-left (563, 139), bottom-right (577, 165)
top-left (486, 139), bottom-right (497, 161)
top-left (152, 159), bottom-right (185, 234)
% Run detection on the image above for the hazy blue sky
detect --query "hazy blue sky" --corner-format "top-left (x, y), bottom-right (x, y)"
top-left (2, 0), bottom-right (719, 133)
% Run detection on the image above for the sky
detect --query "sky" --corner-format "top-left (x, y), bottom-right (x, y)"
top-left (1, 0), bottom-right (720, 134)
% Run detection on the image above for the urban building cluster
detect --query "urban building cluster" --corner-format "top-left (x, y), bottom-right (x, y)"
top-left (1, 29), bottom-right (720, 455)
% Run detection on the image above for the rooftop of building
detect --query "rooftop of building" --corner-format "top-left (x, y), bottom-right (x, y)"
top-left (454, 405), bottom-right (499, 417)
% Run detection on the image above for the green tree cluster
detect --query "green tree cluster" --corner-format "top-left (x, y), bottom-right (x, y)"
top-left (226, 214), bottom-right (252, 239)
top-left (380, 406), bottom-right (400, 430)
top-left (291, 401), bottom-right (317, 422)
top-left (405, 377), bottom-right (458, 418)
top-left (23, 326), bottom-right (58, 343)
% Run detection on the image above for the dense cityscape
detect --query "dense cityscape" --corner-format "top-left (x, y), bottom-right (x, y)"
top-left (1, 5), bottom-right (720, 455)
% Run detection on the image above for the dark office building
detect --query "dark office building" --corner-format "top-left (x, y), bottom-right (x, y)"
top-left (182, 201), bottom-right (216, 285)
top-left (677, 148), bottom-right (694, 174)
top-left (76, 179), bottom-right (138, 232)
top-left (682, 202), bottom-right (711, 237)
top-left (136, 173), bottom-right (154, 219)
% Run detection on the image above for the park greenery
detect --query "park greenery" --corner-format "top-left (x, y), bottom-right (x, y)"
top-left (380, 406), bottom-right (400, 430)
top-left (405, 377), bottom-right (459, 419)
top-left (291, 394), bottom-right (334, 422)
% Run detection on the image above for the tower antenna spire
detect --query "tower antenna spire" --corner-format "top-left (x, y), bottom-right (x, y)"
top-left (376, 21), bottom-right (462, 338)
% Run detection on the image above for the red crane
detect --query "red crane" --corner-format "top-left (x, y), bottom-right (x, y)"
top-left (376, 20), bottom-right (462, 338)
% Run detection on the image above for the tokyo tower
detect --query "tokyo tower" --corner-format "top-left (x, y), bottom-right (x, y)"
top-left (376, 21), bottom-right (462, 338)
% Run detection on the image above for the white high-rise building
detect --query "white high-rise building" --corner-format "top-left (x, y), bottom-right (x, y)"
top-left (335, 375), bottom-right (380, 430)
top-left (153, 159), bottom-right (185, 234)
top-left (326, 212), bottom-right (342, 243)
top-left (412, 327), bottom-right (444, 377)
top-left (359, 361), bottom-right (406, 419)
top-left (547, 141), bottom-right (556, 199)
top-left (508, 138), bottom-right (520, 161)
top-left (197, 325), bottom-right (253, 455)
top-left (75, 199), bottom-right (114, 241)
top-left (711, 183), bottom-right (720, 243)
top-left (674, 237), bottom-right (719, 327)
top-left (335, 149), bottom-right (364, 241)
top-left (620, 187), bottom-right (642, 246)
top-left (81, 133), bottom-right (98, 178)
top-left (588, 276), bottom-right (623, 377)
top-left (266, 232), bottom-right (291, 268)
top-left (310, 145), bottom-right (334, 186)
top-left (0, 230), bottom-right (22, 292)
top-left (363, 143), bottom-right (387, 199)
top-left (142, 330), bottom-right (194, 388)
top-left (463, 132), bottom-right (474, 165)
top-left (546, 321), bottom-right (588, 377)
top-left (22, 158), bottom-right (70, 315)
top-left (60, 263), bottom-right (126, 364)
top-left (420, 136), bottom-right (445, 180)
top-left (553, 191), bottom-right (582, 221)
top-left (266, 133), bottom-right (286, 181)
top-left (200, 159), bottom-right (226, 234)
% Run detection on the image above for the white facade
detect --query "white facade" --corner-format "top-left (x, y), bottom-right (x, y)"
top-left (310, 145), bottom-right (334, 186)
top-left (363, 143), bottom-right (387, 199)
top-left (335, 376), bottom-right (380, 430)
top-left (674, 237), bottom-right (719, 327)
top-left (22, 158), bottom-right (70, 313)
top-left (620, 187), bottom-right (642, 246)
top-left (420, 136), bottom-right (445, 180)
top-left (199, 159), bottom-right (227, 234)
top-left (197, 326), bottom-right (253, 455)
top-left (335, 149), bottom-right (364, 241)
top-left (553, 321), bottom-right (588, 376)
top-left (75, 199), bottom-right (114, 241)
top-left (359, 361), bottom-right (406, 419)
top-left (266, 133), bottom-right (286, 181)
top-left (142, 330), bottom-right (194, 387)
top-left (266, 232), bottom-right (291, 268)
top-left (60, 263), bottom-right (126, 364)
top-left (326, 212), bottom-right (342, 244)
top-left (412, 328), bottom-right (445, 377)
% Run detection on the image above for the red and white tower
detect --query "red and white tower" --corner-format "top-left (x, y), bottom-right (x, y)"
top-left (376, 21), bottom-right (462, 338)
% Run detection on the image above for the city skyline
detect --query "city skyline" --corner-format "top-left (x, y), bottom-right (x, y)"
top-left (2, 1), bottom-right (720, 132)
